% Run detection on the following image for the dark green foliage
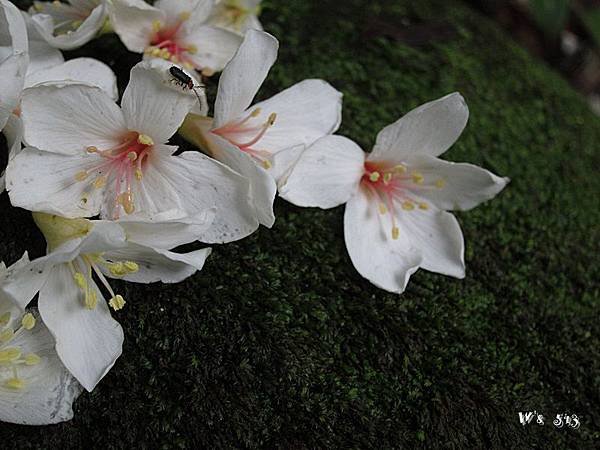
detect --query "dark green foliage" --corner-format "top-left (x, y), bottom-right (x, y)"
top-left (1, 0), bottom-right (599, 448)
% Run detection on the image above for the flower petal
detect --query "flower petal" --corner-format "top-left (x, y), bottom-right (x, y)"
top-left (1, 0), bottom-right (28, 54)
top-left (0, 52), bottom-right (27, 130)
top-left (0, 308), bottom-right (82, 425)
top-left (25, 57), bottom-right (118, 100)
top-left (0, 114), bottom-right (23, 192)
top-left (121, 59), bottom-right (197, 144)
top-left (370, 92), bottom-right (469, 162)
top-left (21, 83), bottom-right (126, 155)
top-left (103, 243), bottom-right (211, 283)
top-left (38, 264), bottom-right (124, 392)
top-left (269, 143), bottom-right (304, 186)
top-left (107, 0), bottom-right (163, 52)
top-left (157, 0), bottom-right (213, 25)
top-left (280, 135), bottom-right (365, 209)
top-left (184, 25), bottom-right (244, 75)
top-left (30, 3), bottom-right (106, 50)
top-left (397, 208), bottom-right (465, 278)
top-left (6, 147), bottom-right (104, 218)
top-left (407, 155), bottom-right (509, 211)
top-left (344, 188), bottom-right (422, 294)
top-left (22, 11), bottom-right (63, 75)
top-left (213, 28), bottom-right (277, 127)
top-left (247, 79), bottom-right (343, 153)
top-left (208, 134), bottom-right (276, 227)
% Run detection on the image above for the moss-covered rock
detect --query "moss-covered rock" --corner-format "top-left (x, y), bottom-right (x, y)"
top-left (1, 0), bottom-right (598, 448)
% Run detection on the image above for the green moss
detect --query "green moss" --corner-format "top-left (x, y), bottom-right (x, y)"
top-left (1, 0), bottom-right (599, 448)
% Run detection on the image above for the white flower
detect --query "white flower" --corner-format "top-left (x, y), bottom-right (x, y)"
top-left (280, 93), bottom-right (509, 294)
top-left (6, 58), bottom-right (259, 243)
top-left (179, 29), bottom-right (342, 227)
top-left (208, 0), bottom-right (262, 34)
top-left (0, 212), bottom-right (214, 391)
top-left (28, 0), bottom-right (107, 50)
top-left (0, 255), bottom-right (82, 425)
top-left (0, 1), bottom-right (117, 191)
top-left (108, 0), bottom-right (242, 76)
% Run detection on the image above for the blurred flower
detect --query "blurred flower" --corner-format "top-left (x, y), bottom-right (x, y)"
top-left (180, 29), bottom-right (342, 227)
top-left (209, 0), bottom-right (263, 34)
top-left (280, 93), bottom-right (509, 294)
top-left (28, 0), bottom-right (108, 50)
top-left (108, 0), bottom-right (242, 76)
top-left (0, 254), bottom-right (82, 425)
top-left (0, 212), bottom-right (214, 391)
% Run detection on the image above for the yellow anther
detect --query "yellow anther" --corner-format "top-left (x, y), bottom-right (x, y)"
top-left (152, 20), bottom-right (162, 32)
top-left (21, 313), bottom-right (36, 330)
top-left (0, 311), bottom-right (10, 327)
top-left (5, 378), bottom-right (25, 390)
top-left (171, 55), bottom-right (179, 63)
top-left (183, 62), bottom-right (194, 70)
top-left (369, 171), bottom-right (380, 182)
top-left (267, 113), bottom-right (277, 126)
top-left (85, 290), bottom-right (98, 310)
top-left (24, 353), bottom-right (41, 366)
top-left (383, 172), bottom-right (393, 184)
top-left (392, 226), bottom-right (400, 240)
top-left (150, 48), bottom-right (162, 58)
top-left (378, 203), bottom-right (387, 214)
top-left (73, 272), bottom-right (87, 290)
top-left (402, 201), bottom-right (415, 211)
top-left (86, 146), bottom-right (98, 153)
top-left (119, 192), bottom-right (135, 215)
top-left (0, 347), bottom-right (21, 362)
top-left (201, 67), bottom-right (215, 77)
top-left (251, 108), bottom-right (262, 117)
top-left (135, 169), bottom-right (143, 180)
top-left (262, 160), bottom-right (272, 169)
top-left (75, 171), bottom-right (88, 181)
top-left (123, 261), bottom-right (139, 273)
top-left (137, 134), bottom-right (154, 146)
top-left (93, 176), bottom-right (107, 189)
top-left (109, 295), bottom-right (126, 311)
top-left (127, 151), bottom-right (138, 161)
top-left (179, 11), bottom-right (191, 21)
top-left (393, 164), bottom-right (407, 174)
top-left (412, 172), bottom-right (424, 184)
top-left (0, 328), bottom-right (14, 343)
top-left (71, 20), bottom-right (82, 29)
top-left (418, 202), bottom-right (429, 210)
top-left (160, 49), bottom-right (171, 59)
top-left (435, 179), bottom-right (446, 189)
top-left (186, 44), bottom-right (198, 54)
top-left (108, 262), bottom-right (126, 276)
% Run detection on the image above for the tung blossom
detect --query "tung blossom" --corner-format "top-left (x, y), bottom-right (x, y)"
top-left (0, 212), bottom-right (214, 391)
top-left (0, 255), bottom-right (81, 425)
top-left (29, 0), bottom-right (107, 50)
top-left (7, 58), bottom-right (260, 243)
top-left (108, 0), bottom-right (243, 76)
top-left (208, 0), bottom-right (262, 34)
top-left (180, 29), bottom-right (342, 227)
top-left (280, 93), bottom-right (509, 293)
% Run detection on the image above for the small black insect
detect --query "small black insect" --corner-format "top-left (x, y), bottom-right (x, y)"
top-left (168, 66), bottom-right (204, 108)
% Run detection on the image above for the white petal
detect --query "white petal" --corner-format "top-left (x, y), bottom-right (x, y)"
top-left (344, 188), bottom-right (422, 293)
top-left (269, 143), bottom-right (304, 186)
top-left (22, 11), bottom-right (63, 75)
top-left (6, 147), bottom-right (104, 218)
top-left (0, 53), bottom-right (27, 130)
top-left (150, 148), bottom-right (260, 243)
top-left (117, 208), bottom-right (216, 248)
top-left (103, 243), bottom-right (211, 283)
top-left (31, 3), bottom-right (106, 50)
top-left (247, 79), bottom-right (343, 153)
top-left (213, 28), bottom-right (277, 127)
top-left (184, 25), bottom-right (243, 74)
top-left (39, 264), bottom-right (124, 392)
top-left (0, 114), bottom-right (23, 192)
top-left (397, 208), bottom-right (465, 278)
top-left (21, 83), bottom-right (126, 155)
top-left (370, 92), bottom-right (469, 162)
top-left (280, 135), bottom-right (364, 209)
top-left (107, 0), bottom-right (163, 53)
top-left (241, 14), bottom-right (262, 33)
top-left (121, 59), bottom-right (197, 144)
top-left (0, 0), bottom-right (28, 54)
top-left (0, 308), bottom-right (82, 425)
top-left (208, 134), bottom-right (276, 227)
top-left (407, 155), bottom-right (509, 211)
top-left (156, 0), bottom-right (213, 24)
top-left (25, 57), bottom-right (118, 100)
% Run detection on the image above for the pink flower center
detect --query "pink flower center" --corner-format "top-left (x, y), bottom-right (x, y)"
top-left (145, 14), bottom-right (198, 71)
top-left (212, 108), bottom-right (277, 169)
top-left (75, 131), bottom-right (154, 219)
top-left (361, 161), bottom-right (445, 239)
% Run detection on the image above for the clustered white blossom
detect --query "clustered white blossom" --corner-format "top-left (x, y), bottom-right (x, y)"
top-left (0, 0), bottom-right (507, 425)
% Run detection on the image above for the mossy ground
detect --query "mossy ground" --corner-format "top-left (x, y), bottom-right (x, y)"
top-left (1, 0), bottom-right (599, 448)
